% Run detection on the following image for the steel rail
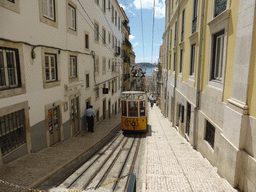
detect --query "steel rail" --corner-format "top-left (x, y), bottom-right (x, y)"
top-left (63, 132), bottom-right (124, 188)
top-left (124, 135), bottom-right (141, 191)
top-left (82, 137), bottom-right (130, 190)
top-left (112, 136), bottom-right (141, 191)
top-left (94, 136), bottom-right (136, 189)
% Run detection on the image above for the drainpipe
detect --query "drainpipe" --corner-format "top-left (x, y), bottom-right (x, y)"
top-left (193, 0), bottom-right (205, 149)
top-left (90, 50), bottom-right (96, 84)
top-left (172, 0), bottom-right (180, 125)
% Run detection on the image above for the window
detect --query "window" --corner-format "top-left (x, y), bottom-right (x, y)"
top-left (174, 21), bottom-right (178, 47)
top-left (118, 17), bottom-right (121, 30)
top-left (95, 87), bottom-right (99, 98)
top-left (70, 56), bottom-right (77, 78)
top-left (214, 0), bottom-right (227, 17)
top-left (108, 0), bottom-right (110, 10)
top-left (180, 49), bottom-right (183, 73)
top-left (112, 80), bottom-right (114, 94)
top-left (86, 74), bottom-right (89, 88)
top-left (42, 0), bottom-right (55, 21)
top-left (95, 0), bottom-right (99, 4)
top-left (94, 23), bottom-right (99, 41)
top-left (102, 28), bottom-right (106, 44)
top-left (102, 0), bottom-right (106, 12)
top-left (192, 0), bottom-right (198, 33)
top-left (211, 30), bottom-right (225, 81)
top-left (8, 0), bottom-right (15, 3)
top-left (0, 109), bottom-right (26, 156)
top-left (0, 0), bottom-right (20, 13)
top-left (102, 57), bottom-right (106, 74)
top-left (128, 101), bottom-right (138, 117)
top-left (173, 52), bottom-right (176, 72)
top-left (190, 44), bottom-right (196, 76)
top-left (112, 36), bottom-right (114, 48)
top-left (108, 32), bottom-right (111, 44)
top-left (85, 33), bottom-right (89, 49)
top-left (205, 120), bottom-right (215, 148)
top-left (186, 103), bottom-right (191, 136)
top-left (181, 9), bottom-right (185, 42)
top-left (68, 4), bottom-right (76, 31)
top-left (140, 101), bottom-right (145, 116)
top-left (45, 53), bottom-right (57, 82)
top-left (122, 101), bottom-right (127, 116)
top-left (112, 6), bottom-right (114, 23)
top-left (108, 59), bottom-right (111, 70)
top-left (95, 57), bottom-right (99, 73)
top-left (115, 11), bottom-right (117, 26)
top-left (0, 48), bottom-right (21, 90)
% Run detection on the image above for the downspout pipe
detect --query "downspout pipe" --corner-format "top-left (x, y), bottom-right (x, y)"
top-left (172, 0), bottom-right (180, 125)
top-left (193, 0), bottom-right (205, 149)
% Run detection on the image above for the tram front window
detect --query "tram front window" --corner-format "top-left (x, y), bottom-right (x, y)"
top-left (140, 101), bottom-right (145, 116)
top-left (129, 101), bottom-right (138, 117)
top-left (122, 101), bottom-right (127, 116)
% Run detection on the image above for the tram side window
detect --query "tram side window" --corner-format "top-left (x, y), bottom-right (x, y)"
top-left (129, 101), bottom-right (138, 117)
top-left (140, 101), bottom-right (145, 116)
top-left (122, 101), bottom-right (127, 116)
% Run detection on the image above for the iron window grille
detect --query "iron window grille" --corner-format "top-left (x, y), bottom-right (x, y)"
top-left (211, 30), bottom-right (225, 81)
top-left (192, 0), bottom-right (198, 34)
top-left (0, 109), bottom-right (26, 156)
top-left (214, 0), bottom-right (227, 17)
top-left (205, 120), bottom-right (215, 148)
top-left (45, 53), bottom-right (57, 82)
top-left (70, 56), bottom-right (77, 78)
top-left (42, 0), bottom-right (55, 21)
top-left (0, 47), bottom-right (21, 90)
top-left (68, 4), bottom-right (76, 31)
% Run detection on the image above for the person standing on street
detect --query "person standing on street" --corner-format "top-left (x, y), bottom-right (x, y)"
top-left (85, 105), bottom-right (96, 132)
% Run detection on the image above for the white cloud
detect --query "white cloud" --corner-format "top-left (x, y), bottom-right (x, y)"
top-left (119, 4), bottom-right (126, 10)
top-left (133, 0), bottom-right (165, 19)
top-left (133, 42), bottom-right (139, 47)
top-left (129, 35), bottom-right (135, 40)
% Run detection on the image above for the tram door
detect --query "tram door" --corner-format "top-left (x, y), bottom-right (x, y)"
top-left (48, 106), bottom-right (61, 146)
top-left (71, 97), bottom-right (80, 136)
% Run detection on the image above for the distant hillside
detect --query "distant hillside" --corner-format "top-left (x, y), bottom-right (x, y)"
top-left (138, 62), bottom-right (156, 68)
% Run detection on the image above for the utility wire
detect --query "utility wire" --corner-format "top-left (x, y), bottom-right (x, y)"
top-left (140, 0), bottom-right (146, 72)
top-left (151, 0), bottom-right (156, 64)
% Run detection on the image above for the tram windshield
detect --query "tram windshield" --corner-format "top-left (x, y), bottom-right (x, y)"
top-left (122, 101), bottom-right (127, 116)
top-left (140, 101), bottom-right (145, 116)
top-left (128, 101), bottom-right (138, 117)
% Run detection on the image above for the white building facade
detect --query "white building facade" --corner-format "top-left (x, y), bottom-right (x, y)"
top-left (0, 0), bottom-right (126, 164)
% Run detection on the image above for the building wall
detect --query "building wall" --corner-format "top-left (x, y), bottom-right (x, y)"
top-left (0, 0), bottom-right (125, 164)
top-left (161, 0), bottom-right (256, 191)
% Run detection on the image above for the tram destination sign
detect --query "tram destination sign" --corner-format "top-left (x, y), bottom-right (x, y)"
top-left (121, 93), bottom-right (144, 100)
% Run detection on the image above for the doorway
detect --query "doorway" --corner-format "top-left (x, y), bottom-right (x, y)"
top-left (48, 106), bottom-right (61, 146)
top-left (103, 99), bottom-right (106, 120)
top-left (71, 96), bottom-right (80, 136)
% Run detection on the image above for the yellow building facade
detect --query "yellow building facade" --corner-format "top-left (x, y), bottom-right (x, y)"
top-left (161, 0), bottom-right (256, 191)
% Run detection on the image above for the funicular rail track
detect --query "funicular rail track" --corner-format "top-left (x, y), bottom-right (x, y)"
top-left (52, 132), bottom-right (142, 191)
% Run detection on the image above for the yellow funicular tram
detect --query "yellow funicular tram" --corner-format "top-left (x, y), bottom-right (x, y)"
top-left (121, 91), bottom-right (148, 132)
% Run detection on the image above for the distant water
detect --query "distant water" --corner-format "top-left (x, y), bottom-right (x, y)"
top-left (143, 67), bottom-right (155, 76)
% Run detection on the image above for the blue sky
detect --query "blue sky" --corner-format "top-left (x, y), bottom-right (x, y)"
top-left (117, 0), bottom-right (165, 64)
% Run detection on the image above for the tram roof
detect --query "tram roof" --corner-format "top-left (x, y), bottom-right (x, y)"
top-left (121, 91), bottom-right (145, 94)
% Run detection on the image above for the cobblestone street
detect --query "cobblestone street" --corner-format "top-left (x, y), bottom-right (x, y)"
top-left (142, 105), bottom-right (237, 192)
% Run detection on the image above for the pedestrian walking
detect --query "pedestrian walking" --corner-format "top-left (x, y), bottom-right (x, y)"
top-left (85, 105), bottom-right (96, 132)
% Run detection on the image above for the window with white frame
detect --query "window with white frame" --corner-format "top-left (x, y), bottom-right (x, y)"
top-left (211, 30), bottom-right (225, 81)
top-left (181, 9), bottom-right (185, 42)
top-left (180, 49), bottom-right (183, 73)
top-left (102, 0), bottom-right (106, 12)
top-left (70, 56), bottom-right (77, 78)
top-left (102, 58), bottom-right (106, 74)
top-left (0, 47), bottom-right (21, 90)
top-left (102, 28), bottom-right (106, 44)
top-left (192, 0), bottom-right (198, 34)
top-left (190, 44), bottom-right (196, 76)
top-left (68, 4), bottom-right (76, 30)
top-left (95, 57), bottom-right (99, 73)
top-left (45, 53), bottom-right (57, 82)
top-left (214, 0), bottom-right (227, 17)
top-left (42, 0), bottom-right (55, 21)
top-left (95, 23), bottom-right (99, 41)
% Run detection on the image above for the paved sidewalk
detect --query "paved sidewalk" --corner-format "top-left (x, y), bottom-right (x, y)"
top-left (143, 105), bottom-right (237, 192)
top-left (0, 113), bottom-right (121, 192)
